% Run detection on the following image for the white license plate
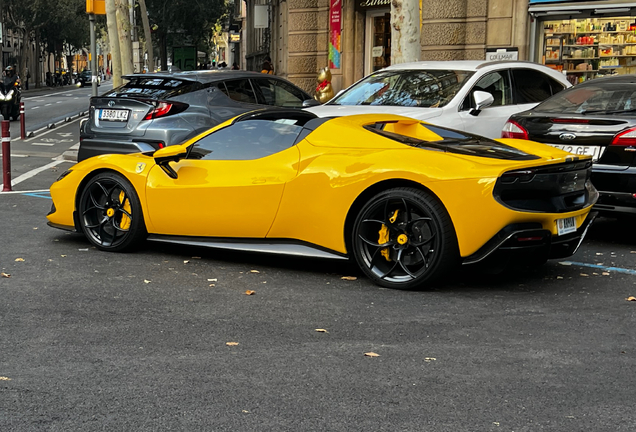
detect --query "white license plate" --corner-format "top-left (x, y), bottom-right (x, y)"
top-left (556, 216), bottom-right (577, 236)
top-left (548, 144), bottom-right (605, 162)
top-left (99, 109), bottom-right (129, 122)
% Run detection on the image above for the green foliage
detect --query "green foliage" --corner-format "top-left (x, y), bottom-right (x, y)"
top-left (145, 0), bottom-right (229, 41)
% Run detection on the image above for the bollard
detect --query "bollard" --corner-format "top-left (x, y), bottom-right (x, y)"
top-left (20, 101), bottom-right (25, 140)
top-left (1, 120), bottom-right (11, 192)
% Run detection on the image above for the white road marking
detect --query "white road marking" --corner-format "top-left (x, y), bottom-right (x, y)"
top-left (0, 188), bottom-right (50, 194)
top-left (31, 106), bottom-right (40, 110)
top-left (24, 116), bottom-right (85, 142)
top-left (45, 103), bottom-right (52, 106)
top-left (56, 101), bottom-right (62, 103)
top-left (0, 159), bottom-right (68, 190)
top-left (31, 143), bottom-right (55, 146)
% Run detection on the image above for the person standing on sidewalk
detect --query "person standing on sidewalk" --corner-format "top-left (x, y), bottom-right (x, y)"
top-left (25, 68), bottom-right (30, 90)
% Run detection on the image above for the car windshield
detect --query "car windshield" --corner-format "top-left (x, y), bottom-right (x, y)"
top-left (329, 70), bottom-right (474, 108)
top-left (536, 83), bottom-right (636, 114)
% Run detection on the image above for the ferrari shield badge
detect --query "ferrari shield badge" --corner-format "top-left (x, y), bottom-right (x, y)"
top-left (135, 163), bottom-right (146, 173)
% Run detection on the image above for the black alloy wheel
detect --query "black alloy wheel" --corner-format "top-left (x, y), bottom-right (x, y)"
top-left (78, 172), bottom-right (147, 252)
top-left (352, 187), bottom-right (458, 290)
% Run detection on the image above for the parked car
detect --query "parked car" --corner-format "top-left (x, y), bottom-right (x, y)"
top-left (78, 70), bottom-right (319, 161)
top-left (77, 70), bottom-right (100, 87)
top-left (305, 60), bottom-right (571, 138)
top-left (503, 74), bottom-right (636, 216)
top-left (49, 109), bottom-right (597, 290)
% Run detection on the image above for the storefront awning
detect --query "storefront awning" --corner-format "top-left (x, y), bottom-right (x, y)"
top-left (530, 0), bottom-right (636, 13)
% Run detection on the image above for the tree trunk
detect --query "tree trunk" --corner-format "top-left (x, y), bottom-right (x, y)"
top-left (137, 0), bottom-right (154, 72)
top-left (115, 0), bottom-right (133, 76)
top-left (160, 31), bottom-right (168, 71)
top-left (391, 0), bottom-right (421, 64)
top-left (18, 28), bottom-right (30, 82)
top-left (106, 0), bottom-right (123, 86)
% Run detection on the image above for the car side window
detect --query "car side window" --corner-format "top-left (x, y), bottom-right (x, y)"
top-left (252, 78), bottom-right (306, 107)
top-left (511, 68), bottom-right (565, 104)
top-left (222, 79), bottom-right (258, 104)
top-left (188, 119), bottom-right (304, 160)
top-left (462, 71), bottom-right (512, 110)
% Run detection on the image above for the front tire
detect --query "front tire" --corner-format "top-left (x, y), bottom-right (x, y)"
top-left (351, 187), bottom-right (458, 290)
top-left (78, 172), bottom-right (147, 251)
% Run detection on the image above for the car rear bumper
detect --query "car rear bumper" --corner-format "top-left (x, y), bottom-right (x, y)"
top-left (591, 167), bottom-right (636, 213)
top-left (78, 138), bottom-right (162, 162)
top-left (462, 211), bottom-right (597, 266)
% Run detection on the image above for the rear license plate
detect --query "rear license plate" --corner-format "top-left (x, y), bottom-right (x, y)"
top-left (556, 216), bottom-right (577, 236)
top-left (548, 144), bottom-right (605, 162)
top-left (99, 109), bottom-right (129, 122)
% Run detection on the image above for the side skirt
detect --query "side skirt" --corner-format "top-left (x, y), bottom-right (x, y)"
top-left (147, 235), bottom-right (349, 261)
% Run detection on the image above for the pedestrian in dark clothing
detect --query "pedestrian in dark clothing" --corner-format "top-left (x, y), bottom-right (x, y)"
top-left (231, 62), bottom-right (240, 70)
top-left (261, 56), bottom-right (274, 74)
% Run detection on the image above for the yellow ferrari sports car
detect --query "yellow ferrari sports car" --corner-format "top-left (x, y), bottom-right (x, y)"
top-left (48, 109), bottom-right (597, 289)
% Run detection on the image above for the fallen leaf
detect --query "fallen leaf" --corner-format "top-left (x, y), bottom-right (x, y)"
top-left (14, 258), bottom-right (24, 262)
top-left (631, 251), bottom-right (636, 254)
top-left (245, 290), bottom-right (256, 295)
top-left (226, 342), bottom-right (239, 346)
top-left (0, 376), bottom-right (11, 381)
top-left (603, 272), bottom-right (610, 276)
top-left (250, 270), bottom-right (260, 273)
top-left (262, 281), bottom-right (267, 283)
top-left (183, 260), bottom-right (189, 264)
top-left (556, 276), bottom-right (564, 280)
top-left (364, 352), bottom-right (380, 357)
top-left (424, 357), bottom-right (437, 362)
top-left (242, 410), bottom-right (249, 413)
top-left (207, 278), bottom-right (217, 282)
top-left (341, 276), bottom-right (357, 281)
top-left (315, 329), bottom-right (328, 333)
top-left (209, 284), bottom-right (215, 287)
top-left (580, 273), bottom-right (589, 277)
top-left (596, 253), bottom-right (604, 256)
top-left (60, 255), bottom-right (67, 257)
top-left (626, 296), bottom-right (636, 301)
top-left (33, 227), bottom-right (38, 230)
top-left (559, 262), bottom-right (571, 266)
top-left (144, 280), bottom-right (151, 284)
top-left (78, 248), bottom-right (88, 252)
top-left (192, 256), bottom-right (201, 259)
top-left (1, 272), bottom-right (10, 278)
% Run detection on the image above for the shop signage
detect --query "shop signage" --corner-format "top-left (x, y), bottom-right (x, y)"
top-left (486, 47), bottom-right (519, 61)
top-left (230, 33), bottom-right (240, 43)
top-left (330, 0), bottom-right (342, 69)
top-left (355, 0), bottom-right (391, 12)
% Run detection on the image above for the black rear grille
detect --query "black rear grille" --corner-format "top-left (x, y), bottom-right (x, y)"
top-left (494, 161), bottom-right (598, 213)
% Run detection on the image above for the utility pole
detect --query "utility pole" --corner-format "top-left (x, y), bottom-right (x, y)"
top-left (86, 0), bottom-right (107, 96)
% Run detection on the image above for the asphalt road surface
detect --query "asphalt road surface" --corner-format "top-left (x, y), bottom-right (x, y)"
top-left (1, 93), bottom-right (635, 430)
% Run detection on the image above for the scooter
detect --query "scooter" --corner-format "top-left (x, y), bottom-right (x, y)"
top-left (0, 75), bottom-right (21, 120)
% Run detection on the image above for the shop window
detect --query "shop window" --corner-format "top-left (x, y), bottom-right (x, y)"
top-left (372, 14), bottom-right (391, 72)
top-left (511, 69), bottom-right (566, 104)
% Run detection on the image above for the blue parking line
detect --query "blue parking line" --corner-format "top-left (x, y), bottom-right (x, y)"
top-left (560, 261), bottom-right (636, 276)
top-left (22, 192), bottom-right (52, 199)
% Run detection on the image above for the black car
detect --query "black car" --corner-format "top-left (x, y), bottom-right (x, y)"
top-left (78, 70), bottom-right (319, 161)
top-left (503, 75), bottom-right (636, 216)
top-left (77, 70), bottom-right (101, 87)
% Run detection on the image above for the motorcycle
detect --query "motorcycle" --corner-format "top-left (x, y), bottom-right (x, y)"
top-left (0, 75), bottom-right (21, 121)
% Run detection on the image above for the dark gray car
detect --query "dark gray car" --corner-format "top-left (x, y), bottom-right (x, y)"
top-left (78, 70), bottom-right (318, 161)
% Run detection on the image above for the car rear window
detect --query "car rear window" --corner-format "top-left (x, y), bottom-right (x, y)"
top-left (535, 83), bottom-right (636, 114)
top-left (103, 77), bottom-right (198, 99)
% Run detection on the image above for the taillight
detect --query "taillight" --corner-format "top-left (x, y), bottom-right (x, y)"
top-left (502, 120), bottom-right (529, 140)
top-left (611, 127), bottom-right (636, 146)
top-left (143, 101), bottom-right (188, 120)
top-left (551, 118), bottom-right (589, 124)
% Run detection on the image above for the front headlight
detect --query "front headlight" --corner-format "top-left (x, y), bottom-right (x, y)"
top-left (6, 90), bottom-right (14, 99)
top-left (0, 94), bottom-right (6, 101)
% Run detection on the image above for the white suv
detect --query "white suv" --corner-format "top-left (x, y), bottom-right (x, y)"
top-left (305, 60), bottom-right (571, 138)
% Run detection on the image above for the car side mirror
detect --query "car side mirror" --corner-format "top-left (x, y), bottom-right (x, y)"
top-left (153, 145), bottom-right (189, 179)
top-left (302, 99), bottom-right (320, 107)
top-left (469, 90), bottom-right (494, 116)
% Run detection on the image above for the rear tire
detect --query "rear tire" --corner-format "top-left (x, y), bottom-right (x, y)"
top-left (351, 187), bottom-right (459, 290)
top-left (78, 172), bottom-right (147, 252)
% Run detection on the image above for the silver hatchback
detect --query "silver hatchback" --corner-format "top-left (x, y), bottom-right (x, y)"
top-left (78, 70), bottom-right (318, 161)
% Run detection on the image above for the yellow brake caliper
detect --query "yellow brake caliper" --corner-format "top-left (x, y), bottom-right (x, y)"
top-left (119, 191), bottom-right (132, 230)
top-left (379, 210), bottom-right (399, 261)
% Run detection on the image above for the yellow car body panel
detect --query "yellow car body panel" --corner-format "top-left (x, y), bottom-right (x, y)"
top-left (48, 112), bottom-right (596, 262)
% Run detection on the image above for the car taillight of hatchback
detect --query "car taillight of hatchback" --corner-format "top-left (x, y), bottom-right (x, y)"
top-left (143, 100), bottom-right (189, 120)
